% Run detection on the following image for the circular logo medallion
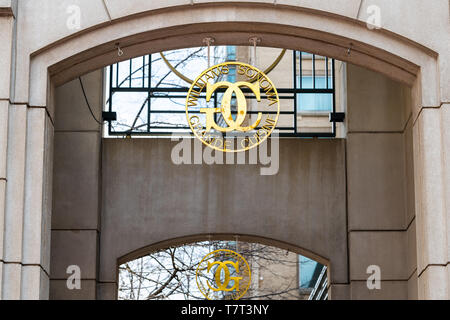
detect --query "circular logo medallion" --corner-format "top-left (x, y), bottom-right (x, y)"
top-left (186, 62), bottom-right (280, 153)
top-left (196, 249), bottom-right (251, 300)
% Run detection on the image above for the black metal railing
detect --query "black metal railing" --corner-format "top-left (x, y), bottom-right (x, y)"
top-left (106, 49), bottom-right (339, 137)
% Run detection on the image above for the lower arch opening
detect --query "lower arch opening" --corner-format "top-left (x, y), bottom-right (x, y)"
top-left (118, 237), bottom-right (328, 300)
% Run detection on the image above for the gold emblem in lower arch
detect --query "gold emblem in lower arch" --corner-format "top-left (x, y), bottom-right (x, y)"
top-left (196, 249), bottom-right (251, 300)
top-left (207, 260), bottom-right (243, 292)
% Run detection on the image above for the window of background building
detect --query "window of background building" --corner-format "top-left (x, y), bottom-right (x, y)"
top-left (298, 256), bottom-right (324, 289)
top-left (297, 77), bottom-right (333, 112)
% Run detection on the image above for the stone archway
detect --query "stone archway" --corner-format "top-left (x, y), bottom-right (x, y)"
top-left (1, 1), bottom-right (448, 300)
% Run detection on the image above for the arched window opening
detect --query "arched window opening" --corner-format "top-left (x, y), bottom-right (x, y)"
top-left (104, 46), bottom-right (344, 138)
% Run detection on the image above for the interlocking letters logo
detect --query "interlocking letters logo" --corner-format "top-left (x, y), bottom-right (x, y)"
top-left (202, 81), bottom-right (262, 133)
top-left (196, 249), bottom-right (251, 300)
top-left (186, 62), bottom-right (280, 152)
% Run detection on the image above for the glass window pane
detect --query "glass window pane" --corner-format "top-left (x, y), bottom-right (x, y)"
top-left (314, 76), bottom-right (327, 89)
top-left (299, 256), bottom-right (322, 288)
top-left (150, 112), bottom-right (189, 129)
top-left (111, 92), bottom-right (148, 132)
top-left (117, 60), bottom-right (131, 88)
top-left (152, 48), bottom-right (212, 88)
top-left (151, 96), bottom-right (189, 112)
top-left (299, 76), bottom-right (313, 89)
top-left (300, 52), bottom-right (314, 88)
top-left (227, 65), bottom-right (236, 82)
top-left (297, 92), bottom-right (333, 112)
top-left (226, 46), bottom-right (236, 61)
top-left (111, 64), bottom-right (118, 88)
top-left (130, 58), bottom-right (144, 88)
top-left (328, 58), bottom-right (333, 89)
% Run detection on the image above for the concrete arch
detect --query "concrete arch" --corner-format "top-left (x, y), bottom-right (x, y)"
top-left (22, 2), bottom-right (440, 111)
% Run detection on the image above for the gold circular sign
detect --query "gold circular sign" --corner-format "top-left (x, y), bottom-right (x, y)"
top-left (185, 62), bottom-right (280, 153)
top-left (196, 249), bottom-right (251, 300)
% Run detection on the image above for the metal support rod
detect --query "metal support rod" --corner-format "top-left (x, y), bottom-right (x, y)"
top-left (293, 51), bottom-right (298, 132)
top-left (249, 37), bottom-right (261, 67)
top-left (203, 37), bottom-right (215, 68)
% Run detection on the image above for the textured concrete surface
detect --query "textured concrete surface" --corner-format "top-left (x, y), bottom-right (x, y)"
top-left (49, 70), bottom-right (103, 300)
top-left (350, 281), bottom-right (408, 300)
top-left (52, 132), bottom-right (101, 229)
top-left (100, 138), bottom-right (348, 288)
top-left (347, 133), bottom-right (407, 230)
top-left (50, 280), bottom-right (96, 300)
top-left (345, 64), bottom-right (413, 298)
top-left (54, 71), bottom-right (103, 132)
top-left (346, 64), bottom-right (411, 133)
top-left (50, 230), bottom-right (98, 280)
top-left (349, 231), bottom-right (408, 281)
